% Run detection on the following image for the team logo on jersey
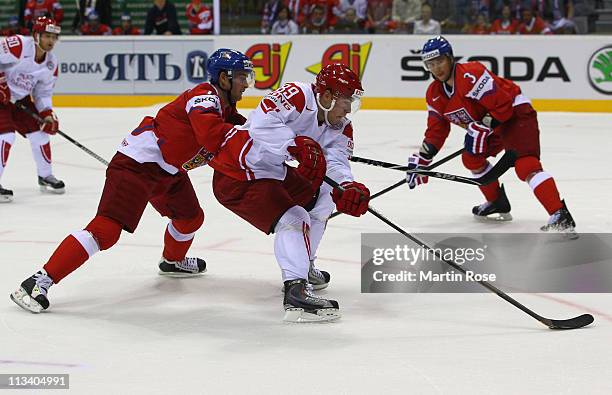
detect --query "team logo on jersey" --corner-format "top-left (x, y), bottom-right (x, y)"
top-left (47, 61), bottom-right (54, 71)
top-left (587, 45), bottom-right (612, 95)
top-left (305, 42), bottom-right (372, 79)
top-left (245, 42), bottom-right (292, 90)
top-left (186, 51), bottom-right (209, 83)
top-left (182, 148), bottom-right (214, 171)
top-left (444, 108), bottom-right (474, 127)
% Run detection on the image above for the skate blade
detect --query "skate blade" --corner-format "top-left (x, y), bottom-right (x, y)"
top-left (0, 195), bottom-right (13, 203)
top-left (474, 212), bottom-right (513, 222)
top-left (10, 287), bottom-right (45, 314)
top-left (158, 269), bottom-right (207, 278)
top-left (40, 185), bottom-right (65, 194)
top-left (283, 308), bottom-right (341, 323)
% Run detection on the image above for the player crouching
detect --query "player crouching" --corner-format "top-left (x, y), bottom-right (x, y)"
top-left (407, 36), bottom-right (576, 237)
top-left (210, 64), bottom-right (370, 322)
top-left (0, 17), bottom-right (65, 202)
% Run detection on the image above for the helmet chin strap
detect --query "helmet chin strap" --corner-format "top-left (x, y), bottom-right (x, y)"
top-left (315, 93), bottom-right (337, 127)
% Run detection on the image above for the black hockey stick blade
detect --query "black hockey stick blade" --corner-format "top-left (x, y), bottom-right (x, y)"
top-left (542, 314), bottom-right (594, 330)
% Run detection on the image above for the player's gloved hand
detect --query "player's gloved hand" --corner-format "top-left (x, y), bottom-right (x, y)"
top-left (287, 136), bottom-right (326, 191)
top-left (464, 121), bottom-right (492, 155)
top-left (406, 153), bottom-right (432, 189)
top-left (39, 109), bottom-right (59, 135)
top-left (332, 181), bottom-right (370, 217)
top-left (0, 72), bottom-right (10, 105)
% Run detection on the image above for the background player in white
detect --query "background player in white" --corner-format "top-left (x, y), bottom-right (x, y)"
top-left (0, 16), bottom-right (64, 202)
top-left (211, 64), bottom-right (371, 322)
top-left (10, 49), bottom-right (253, 314)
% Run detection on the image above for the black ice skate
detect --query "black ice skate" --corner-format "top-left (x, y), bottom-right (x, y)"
top-left (541, 200), bottom-right (577, 239)
top-left (10, 270), bottom-right (54, 313)
top-left (283, 279), bottom-right (340, 323)
top-left (158, 257), bottom-right (207, 277)
top-left (38, 175), bottom-right (65, 194)
top-left (308, 260), bottom-right (330, 290)
top-left (0, 184), bottom-right (13, 203)
top-left (472, 184), bottom-right (512, 222)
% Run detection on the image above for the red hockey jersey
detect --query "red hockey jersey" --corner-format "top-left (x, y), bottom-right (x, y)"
top-left (24, 0), bottom-right (64, 25)
top-left (118, 83), bottom-right (245, 174)
top-left (423, 61), bottom-right (529, 151)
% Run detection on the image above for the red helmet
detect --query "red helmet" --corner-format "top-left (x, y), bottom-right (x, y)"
top-left (32, 16), bottom-right (61, 36)
top-left (315, 63), bottom-right (363, 99)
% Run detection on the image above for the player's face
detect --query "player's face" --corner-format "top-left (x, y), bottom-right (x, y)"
top-left (38, 32), bottom-right (58, 52)
top-left (328, 96), bottom-right (352, 125)
top-left (230, 70), bottom-right (254, 102)
top-left (426, 55), bottom-right (453, 82)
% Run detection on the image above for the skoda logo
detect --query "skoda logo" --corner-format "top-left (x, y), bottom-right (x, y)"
top-left (587, 45), bottom-right (612, 95)
top-left (186, 51), bottom-right (208, 83)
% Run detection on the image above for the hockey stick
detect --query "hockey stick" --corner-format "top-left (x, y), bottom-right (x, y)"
top-left (16, 103), bottom-right (110, 166)
top-left (328, 148), bottom-right (465, 220)
top-left (324, 176), bottom-right (595, 330)
top-left (350, 150), bottom-right (517, 186)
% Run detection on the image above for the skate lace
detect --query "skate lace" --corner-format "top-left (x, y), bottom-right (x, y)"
top-left (34, 272), bottom-right (53, 295)
top-left (547, 210), bottom-right (562, 226)
top-left (309, 265), bottom-right (325, 282)
top-left (176, 257), bottom-right (199, 272)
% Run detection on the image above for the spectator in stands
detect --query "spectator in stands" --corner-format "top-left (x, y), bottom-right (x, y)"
top-left (413, 2), bottom-right (441, 33)
top-left (286, 0), bottom-right (308, 26)
top-left (24, 0), bottom-right (64, 29)
top-left (145, 0), bottom-right (182, 35)
top-left (79, 10), bottom-right (111, 35)
top-left (261, 0), bottom-right (284, 33)
top-left (545, 0), bottom-right (578, 33)
top-left (72, 0), bottom-right (112, 33)
top-left (469, 12), bottom-right (491, 32)
top-left (490, 4), bottom-right (519, 33)
top-left (392, 0), bottom-right (423, 33)
top-left (335, 0), bottom-right (368, 26)
top-left (1, 16), bottom-right (30, 36)
top-left (517, 6), bottom-right (551, 33)
top-left (112, 13), bottom-right (142, 35)
top-left (270, 6), bottom-right (300, 34)
top-left (366, 0), bottom-right (393, 33)
top-left (186, 0), bottom-right (213, 34)
top-left (303, 4), bottom-right (330, 33)
top-left (335, 7), bottom-right (366, 32)
top-left (308, 0), bottom-right (339, 27)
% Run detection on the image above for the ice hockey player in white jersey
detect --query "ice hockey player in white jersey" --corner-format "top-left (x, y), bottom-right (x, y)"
top-left (210, 64), bottom-right (371, 322)
top-left (0, 16), bottom-right (64, 202)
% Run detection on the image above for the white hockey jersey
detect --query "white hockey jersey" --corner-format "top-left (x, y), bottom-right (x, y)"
top-left (211, 81), bottom-right (355, 184)
top-left (0, 35), bottom-right (58, 111)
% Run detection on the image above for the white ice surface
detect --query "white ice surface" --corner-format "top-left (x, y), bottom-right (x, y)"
top-left (0, 108), bottom-right (611, 394)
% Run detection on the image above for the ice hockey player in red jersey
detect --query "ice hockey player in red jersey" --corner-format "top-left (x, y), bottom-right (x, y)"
top-left (0, 17), bottom-right (64, 202)
top-left (210, 64), bottom-right (370, 322)
top-left (10, 48), bottom-right (254, 313)
top-left (407, 36), bottom-right (575, 235)
top-left (79, 11), bottom-right (112, 36)
top-left (112, 13), bottom-right (142, 36)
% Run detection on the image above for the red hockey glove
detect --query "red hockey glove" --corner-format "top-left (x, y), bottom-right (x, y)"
top-left (39, 109), bottom-right (59, 135)
top-left (287, 136), bottom-right (327, 191)
top-left (0, 72), bottom-right (10, 105)
top-left (464, 122), bottom-right (492, 155)
top-left (332, 181), bottom-right (370, 217)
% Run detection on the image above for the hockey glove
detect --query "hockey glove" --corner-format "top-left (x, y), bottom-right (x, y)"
top-left (287, 136), bottom-right (327, 191)
top-left (0, 72), bottom-right (9, 105)
top-left (332, 181), bottom-right (370, 217)
top-left (464, 122), bottom-right (492, 155)
top-left (39, 109), bottom-right (59, 135)
top-left (406, 153), bottom-right (432, 189)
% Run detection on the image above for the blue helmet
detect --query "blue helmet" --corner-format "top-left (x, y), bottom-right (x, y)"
top-left (421, 36), bottom-right (454, 69)
top-left (207, 48), bottom-right (254, 86)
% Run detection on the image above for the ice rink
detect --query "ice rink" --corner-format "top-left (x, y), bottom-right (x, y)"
top-left (1, 107), bottom-right (611, 394)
